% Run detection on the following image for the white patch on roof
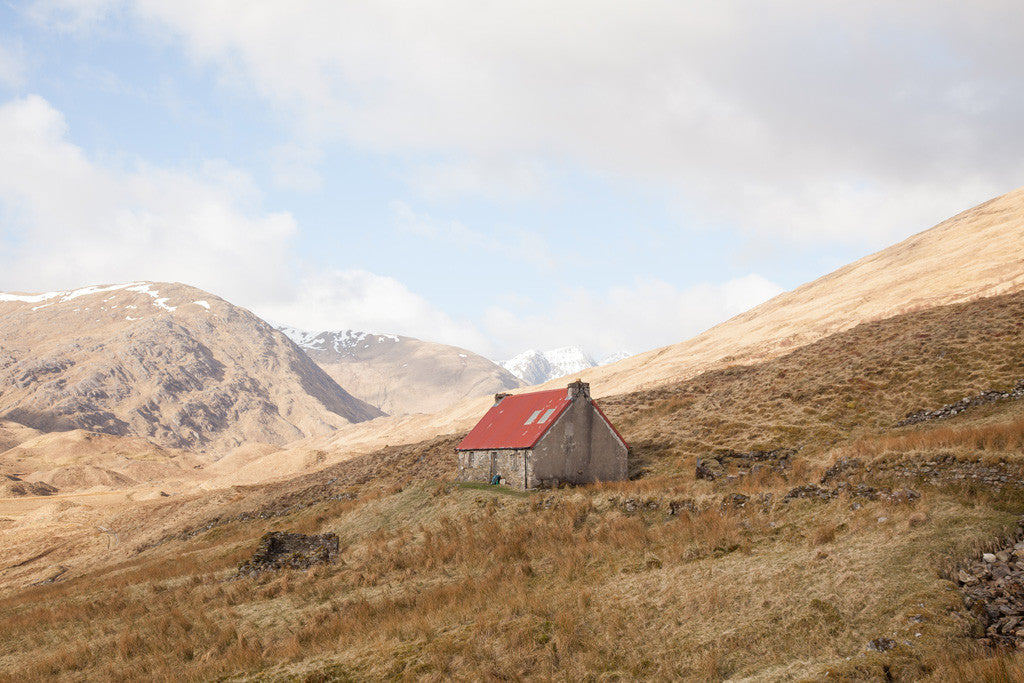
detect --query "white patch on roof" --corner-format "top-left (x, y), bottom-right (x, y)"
top-left (524, 410), bottom-right (541, 425)
top-left (192, 300), bottom-right (211, 310)
top-left (537, 408), bottom-right (556, 424)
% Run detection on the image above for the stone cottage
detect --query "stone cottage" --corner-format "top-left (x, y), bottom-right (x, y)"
top-left (456, 380), bottom-right (628, 488)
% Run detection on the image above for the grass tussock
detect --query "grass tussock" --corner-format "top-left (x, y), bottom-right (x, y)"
top-left (0, 481), bottom-right (1018, 681)
top-left (851, 416), bottom-right (1024, 458)
top-left (4, 291), bottom-right (1024, 680)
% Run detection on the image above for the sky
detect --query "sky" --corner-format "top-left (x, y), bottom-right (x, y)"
top-left (1, 2), bottom-right (1024, 361)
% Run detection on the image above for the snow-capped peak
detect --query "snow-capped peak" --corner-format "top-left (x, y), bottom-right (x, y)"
top-left (500, 346), bottom-right (631, 385)
top-left (276, 325), bottom-right (400, 354)
top-left (500, 346), bottom-right (592, 385)
top-left (0, 281), bottom-right (192, 314)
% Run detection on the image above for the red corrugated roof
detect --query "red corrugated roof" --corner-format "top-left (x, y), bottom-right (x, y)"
top-left (456, 388), bottom-right (571, 450)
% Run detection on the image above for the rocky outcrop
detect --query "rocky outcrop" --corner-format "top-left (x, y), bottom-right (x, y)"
top-left (897, 380), bottom-right (1024, 427)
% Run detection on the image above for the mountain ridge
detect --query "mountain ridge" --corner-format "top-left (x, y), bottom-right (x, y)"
top-left (501, 346), bottom-right (631, 385)
top-left (239, 184), bottom-right (1024, 477)
top-left (277, 325), bottom-right (523, 416)
top-left (0, 282), bottom-right (383, 454)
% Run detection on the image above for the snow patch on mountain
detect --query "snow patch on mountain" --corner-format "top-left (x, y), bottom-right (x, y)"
top-left (0, 281), bottom-right (197, 314)
top-left (501, 346), bottom-right (630, 385)
top-left (0, 282), bottom-right (149, 304)
top-left (277, 325), bottom-right (401, 355)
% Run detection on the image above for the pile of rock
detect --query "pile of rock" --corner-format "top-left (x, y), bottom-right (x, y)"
top-left (897, 380), bottom-right (1024, 427)
top-left (956, 533), bottom-right (1024, 647)
top-left (695, 448), bottom-right (795, 481)
top-left (236, 532), bottom-right (339, 577)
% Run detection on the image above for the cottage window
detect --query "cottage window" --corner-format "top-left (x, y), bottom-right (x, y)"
top-left (524, 410), bottom-right (541, 425)
top-left (538, 408), bottom-right (556, 424)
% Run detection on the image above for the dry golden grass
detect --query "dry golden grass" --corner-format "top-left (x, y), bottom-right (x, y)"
top-left (850, 415), bottom-right (1024, 458)
top-left (3, 290), bottom-right (1024, 680)
top-left (0, 480), bottom-right (1018, 681)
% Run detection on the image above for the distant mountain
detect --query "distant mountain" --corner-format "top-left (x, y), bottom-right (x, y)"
top-left (0, 282), bottom-right (383, 453)
top-left (219, 184), bottom-right (1024, 479)
top-left (278, 326), bottom-right (523, 415)
top-left (501, 346), bottom-right (631, 385)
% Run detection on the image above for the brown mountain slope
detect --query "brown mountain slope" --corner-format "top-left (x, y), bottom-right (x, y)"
top-left (570, 183), bottom-right (1024, 397)
top-left (4, 287), bottom-right (1024, 679)
top-left (0, 419), bottom-right (42, 452)
top-left (1, 429), bottom-right (205, 495)
top-left (279, 327), bottom-right (523, 415)
top-left (0, 282), bottom-right (383, 454)
top-left (262, 184), bottom-right (1024, 467)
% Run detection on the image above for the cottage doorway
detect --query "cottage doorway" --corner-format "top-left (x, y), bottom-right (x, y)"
top-left (489, 451), bottom-right (498, 483)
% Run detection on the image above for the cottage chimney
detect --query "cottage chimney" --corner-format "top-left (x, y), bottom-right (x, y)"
top-left (494, 392), bottom-right (512, 404)
top-left (567, 380), bottom-right (590, 401)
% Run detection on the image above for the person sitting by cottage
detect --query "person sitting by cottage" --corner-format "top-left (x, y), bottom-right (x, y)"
top-left (490, 473), bottom-right (501, 485)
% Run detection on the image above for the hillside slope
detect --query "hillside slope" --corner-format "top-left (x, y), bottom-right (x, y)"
top-left (266, 184), bottom-right (1024, 467)
top-left (571, 184), bottom-right (1024, 396)
top-left (4, 288), bottom-right (1024, 679)
top-left (278, 327), bottom-right (522, 415)
top-left (1, 429), bottom-right (204, 495)
top-left (0, 282), bottom-right (383, 454)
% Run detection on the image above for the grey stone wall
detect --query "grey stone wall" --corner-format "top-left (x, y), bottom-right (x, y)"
top-left (457, 448), bottom-right (530, 488)
top-left (530, 398), bottom-right (627, 486)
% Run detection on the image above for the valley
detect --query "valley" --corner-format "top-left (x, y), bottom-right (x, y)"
top-left (2, 189), bottom-right (1024, 680)
top-left (2, 279), bottom-right (1024, 679)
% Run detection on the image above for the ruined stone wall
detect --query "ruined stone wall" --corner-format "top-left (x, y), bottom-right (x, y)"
top-left (457, 448), bottom-right (530, 488)
top-left (531, 399), bottom-right (627, 486)
top-left (236, 532), bottom-right (339, 576)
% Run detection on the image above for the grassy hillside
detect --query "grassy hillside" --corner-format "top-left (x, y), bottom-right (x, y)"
top-left (3, 291), bottom-right (1024, 680)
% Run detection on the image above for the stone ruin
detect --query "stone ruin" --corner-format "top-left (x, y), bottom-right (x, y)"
top-left (695, 448), bottom-right (794, 481)
top-left (897, 379), bottom-right (1024, 427)
top-left (236, 532), bottom-right (339, 577)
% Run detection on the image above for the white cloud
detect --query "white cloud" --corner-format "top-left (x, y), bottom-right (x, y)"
top-left (409, 158), bottom-right (550, 202)
top-left (253, 268), bottom-right (490, 352)
top-left (103, 1), bottom-right (1024, 248)
top-left (0, 95), bottom-right (297, 302)
top-left (484, 274), bottom-right (785, 360)
top-left (0, 94), bottom-right (492, 352)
